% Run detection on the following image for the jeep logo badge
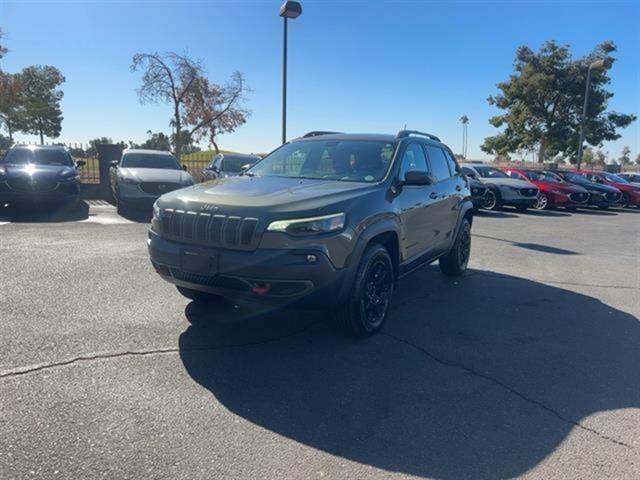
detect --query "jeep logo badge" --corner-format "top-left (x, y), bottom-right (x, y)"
top-left (201, 204), bottom-right (219, 213)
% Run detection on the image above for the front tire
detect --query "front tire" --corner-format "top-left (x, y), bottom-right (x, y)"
top-left (176, 286), bottom-right (224, 303)
top-left (336, 243), bottom-right (395, 338)
top-left (439, 218), bottom-right (471, 277)
top-left (619, 193), bottom-right (630, 208)
top-left (482, 189), bottom-right (498, 210)
top-left (534, 192), bottom-right (549, 210)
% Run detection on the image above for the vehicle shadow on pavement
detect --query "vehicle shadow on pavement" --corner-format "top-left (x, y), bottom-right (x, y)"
top-left (0, 201), bottom-right (89, 222)
top-left (178, 268), bottom-right (639, 479)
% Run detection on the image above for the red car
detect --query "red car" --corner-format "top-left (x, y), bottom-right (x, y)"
top-left (578, 170), bottom-right (640, 208)
top-left (502, 168), bottom-right (590, 210)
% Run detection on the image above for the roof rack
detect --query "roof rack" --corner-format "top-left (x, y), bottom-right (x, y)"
top-left (302, 131), bottom-right (342, 138)
top-left (396, 130), bottom-right (441, 142)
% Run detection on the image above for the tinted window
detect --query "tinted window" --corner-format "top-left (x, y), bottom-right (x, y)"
top-left (425, 145), bottom-right (451, 182)
top-left (3, 148), bottom-right (73, 166)
top-left (222, 155), bottom-right (258, 173)
top-left (248, 140), bottom-right (396, 183)
top-left (399, 143), bottom-right (429, 181)
top-left (474, 166), bottom-right (509, 178)
top-left (461, 167), bottom-right (477, 177)
top-left (443, 149), bottom-right (459, 176)
top-left (122, 153), bottom-right (181, 170)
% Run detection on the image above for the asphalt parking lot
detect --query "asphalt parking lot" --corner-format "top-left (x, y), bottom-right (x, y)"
top-left (1, 203), bottom-right (639, 479)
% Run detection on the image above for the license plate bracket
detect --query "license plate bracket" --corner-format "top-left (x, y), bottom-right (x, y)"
top-left (180, 247), bottom-right (218, 275)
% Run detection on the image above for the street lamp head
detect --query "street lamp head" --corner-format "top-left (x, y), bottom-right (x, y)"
top-left (590, 58), bottom-right (612, 70)
top-left (280, 1), bottom-right (302, 18)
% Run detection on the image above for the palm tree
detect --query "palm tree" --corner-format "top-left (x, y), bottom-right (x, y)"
top-left (459, 115), bottom-right (469, 158)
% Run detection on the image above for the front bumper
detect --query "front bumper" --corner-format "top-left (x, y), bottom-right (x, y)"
top-left (148, 229), bottom-right (352, 307)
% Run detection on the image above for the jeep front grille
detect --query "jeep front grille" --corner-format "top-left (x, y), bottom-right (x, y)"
top-left (160, 208), bottom-right (259, 250)
top-left (569, 192), bottom-right (589, 203)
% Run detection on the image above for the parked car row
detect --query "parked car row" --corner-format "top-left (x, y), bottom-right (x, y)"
top-left (462, 163), bottom-right (640, 212)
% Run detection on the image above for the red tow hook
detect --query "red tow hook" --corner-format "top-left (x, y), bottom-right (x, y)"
top-left (252, 282), bottom-right (271, 295)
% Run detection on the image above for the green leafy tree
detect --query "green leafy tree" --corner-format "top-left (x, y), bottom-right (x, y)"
top-left (140, 130), bottom-right (171, 151)
top-left (482, 40), bottom-right (636, 163)
top-left (582, 147), bottom-right (595, 166)
top-left (20, 65), bottom-right (65, 144)
top-left (0, 72), bottom-right (24, 143)
top-left (594, 149), bottom-right (607, 166)
top-left (618, 146), bottom-right (631, 166)
top-left (635, 154), bottom-right (640, 166)
top-left (0, 28), bottom-right (8, 62)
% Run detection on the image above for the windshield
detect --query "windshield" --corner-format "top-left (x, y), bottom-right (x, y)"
top-left (247, 140), bottom-right (396, 182)
top-left (602, 172), bottom-right (628, 183)
top-left (560, 172), bottom-right (590, 184)
top-left (3, 148), bottom-right (73, 166)
top-left (223, 155), bottom-right (259, 173)
top-left (122, 152), bottom-right (181, 170)
top-left (474, 166), bottom-right (509, 179)
top-left (527, 171), bottom-right (563, 182)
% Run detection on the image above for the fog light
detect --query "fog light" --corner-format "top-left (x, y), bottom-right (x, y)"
top-left (307, 254), bottom-right (317, 263)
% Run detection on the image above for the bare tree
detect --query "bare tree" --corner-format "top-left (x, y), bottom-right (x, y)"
top-left (131, 52), bottom-right (249, 159)
top-left (131, 52), bottom-right (202, 159)
top-left (183, 72), bottom-right (249, 154)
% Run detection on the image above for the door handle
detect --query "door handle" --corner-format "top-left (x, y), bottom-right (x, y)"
top-left (430, 192), bottom-right (439, 200)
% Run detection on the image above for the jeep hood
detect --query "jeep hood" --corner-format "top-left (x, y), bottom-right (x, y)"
top-left (158, 175), bottom-right (376, 214)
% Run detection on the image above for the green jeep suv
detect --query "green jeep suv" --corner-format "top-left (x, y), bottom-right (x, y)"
top-left (148, 131), bottom-right (474, 336)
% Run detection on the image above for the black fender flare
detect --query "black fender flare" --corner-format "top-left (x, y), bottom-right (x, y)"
top-left (336, 216), bottom-right (401, 303)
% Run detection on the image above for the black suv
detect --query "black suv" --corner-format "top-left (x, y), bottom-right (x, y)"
top-left (0, 145), bottom-right (85, 208)
top-left (148, 131), bottom-right (473, 336)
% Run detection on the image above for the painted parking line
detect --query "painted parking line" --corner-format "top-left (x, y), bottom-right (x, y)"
top-left (82, 201), bottom-right (135, 225)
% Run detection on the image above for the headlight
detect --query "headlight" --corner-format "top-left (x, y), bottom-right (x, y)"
top-left (267, 213), bottom-right (346, 236)
top-left (152, 201), bottom-right (160, 221)
top-left (0, 166), bottom-right (5, 178)
top-left (120, 176), bottom-right (139, 185)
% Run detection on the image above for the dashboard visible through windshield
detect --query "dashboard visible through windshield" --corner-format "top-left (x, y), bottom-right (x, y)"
top-left (247, 139), bottom-right (396, 183)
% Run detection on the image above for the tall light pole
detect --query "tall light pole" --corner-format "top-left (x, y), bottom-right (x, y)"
top-left (576, 58), bottom-right (611, 171)
top-left (279, 1), bottom-right (302, 144)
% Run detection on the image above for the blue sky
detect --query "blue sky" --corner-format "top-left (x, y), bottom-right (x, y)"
top-left (2, 0), bottom-right (639, 160)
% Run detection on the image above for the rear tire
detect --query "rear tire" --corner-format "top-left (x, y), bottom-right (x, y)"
top-left (176, 286), bottom-right (224, 303)
top-left (482, 189), bottom-right (498, 210)
top-left (336, 243), bottom-right (394, 338)
top-left (439, 218), bottom-right (471, 277)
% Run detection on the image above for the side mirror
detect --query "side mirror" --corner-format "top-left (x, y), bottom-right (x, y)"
top-left (403, 170), bottom-right (433, 186)
top-left (109, 160), bottom-right (118, 167)
top-left (182, 164), bottom-right (188, 171)
top-left (76, 160), bottom-right (86, 168)
top-left (241, 164), bottom-right (252, 172)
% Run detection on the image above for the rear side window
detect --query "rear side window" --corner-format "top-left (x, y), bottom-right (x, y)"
top-left (399, 143), bottom-right (430, 181)
top-left (443, 149), bottom-right (459, 176)
top-left (425, 145), bottom-right (451, 182)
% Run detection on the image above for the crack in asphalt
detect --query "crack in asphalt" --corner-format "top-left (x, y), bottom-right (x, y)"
top-left (380, 331), bottom-right (634, 450)
top-left (0, 321), bottom-right (322, 380)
